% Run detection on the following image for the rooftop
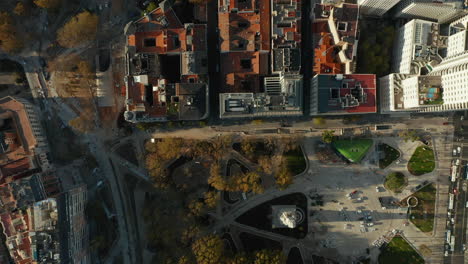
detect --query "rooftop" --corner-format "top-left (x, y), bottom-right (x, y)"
top-left (315, 74), bottom-right (377, 114)
top-left (271, 0), bottom-right (302, 73)
top-left (312, 3), bottom-right (359, 74)
top-left (220, 74), bottom-right (303, 118)
top-left (124, 1), bottom-right (209, 123)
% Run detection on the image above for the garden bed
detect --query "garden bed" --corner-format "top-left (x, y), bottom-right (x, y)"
top-left (283, 146), bottom-right (306, 175)
top-left (408, 146), bottom-right (435, 176)
top-left (409, 184), bottom-right (436, 233)
top-left (384, 172), bottom-right (407, 193)
top-left (379, 143), bottom-right (400, 169)
top-left (378, 236), bottom-right (424, 264)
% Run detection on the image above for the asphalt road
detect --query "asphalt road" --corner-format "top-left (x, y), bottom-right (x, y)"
top-left (447, 113), bottom-right (468, 264)
top-left (207, 0), bottom-right (220, 122)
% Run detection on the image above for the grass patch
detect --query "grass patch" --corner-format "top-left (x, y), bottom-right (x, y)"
top-left (378, 236), bottom-right (424, 264)
top-left (283, 146), bottom-right (306, 175)
top-left (409, 184), bottom-right (436, 233)
top-left (332, 139), bottom-right (373, 163)
top-left (384, 172), bottom-right (407, 193)
top-left (379, 143), bottom-right (400, 169)
top-left (408, 146), bottom-right (435, 176)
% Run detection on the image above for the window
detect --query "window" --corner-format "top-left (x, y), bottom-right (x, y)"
top-left (240, 58), bottom-right (252, 69)
top-left (144, 38), bottom-right (156, 47)
top-left (337, 22), bottom-right (347, 32)
top-left (238, 22), bottom-right (248, 28)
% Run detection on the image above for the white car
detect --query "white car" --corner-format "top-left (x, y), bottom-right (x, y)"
top-left (456, 159), bottom-right (461, 166)
top-left (457, 146), bottom-right (462, 154)
top-left (453, 149), bottom-right (457, 156)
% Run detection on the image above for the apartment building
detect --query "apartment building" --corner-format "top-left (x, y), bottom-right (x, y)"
top-left (312, 2), bottom-right (359, 74)
top-left (218, 0), bottom-right (304, 119)
top-left (123, 1), bottom-right (209, 123)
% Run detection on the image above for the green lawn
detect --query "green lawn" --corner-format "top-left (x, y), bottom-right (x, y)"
top-left (378, 236), bottom-right (424, 264)
top-left (410, 184), bottom-right (436, 233)
top-left (284, 146), bottom-right (306, 175)
top-left (408, 146), bottom-right (435, 176)
top-left (384, 172), bottom-right (407, 193)
top-left (379, 143), bottom-right (400, 169)
top-left (332, 139), bottom-right (373, 163)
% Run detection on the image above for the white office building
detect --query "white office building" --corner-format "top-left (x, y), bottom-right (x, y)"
top-left (394, 0), bottom-right (466, 23)
top-left (358, 0), bottom-right (401, 17)
top-left (382, 14), bottom-right (468, 113)
top-left (379, 73), bottom-right (414, 113)
top-left (392, 19), bottom-right (444, 74)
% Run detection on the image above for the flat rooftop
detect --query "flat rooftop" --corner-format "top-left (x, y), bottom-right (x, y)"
top-left (316, 74), bottom-right (377, 114)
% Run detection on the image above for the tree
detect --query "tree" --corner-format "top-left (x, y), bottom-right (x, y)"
top-left (14, 3), bottom-right (26, 16)
top-left (275, 162), bottom-right (293, 189)
top-left (226, 252), bottom-right (251, 264)
top-left (252, 249), bottom-right (286, 264)
top-left (145, 2), bottom-right (158, 13)
top-left (208, 163), bottom-right (226, 190)
top-left (0, 13), bottom-right (22, 53)
top-left (34, 0), bottom-right (61, 9)
top-left (258, 155), bottom-right (273, 174)
top-left (68, 113), bottom-right (95, 133)
top-left (312, 117), bottom-right (326, 126)
top-left (181, 224), bottom-right (200, 246)
top-left (191, 235), bottom-right (224, 264)
top-left (203, 191), bottom-right (219, 208)
top-left (398, 130), bottom-right (420, 142)
top-left (228, 171), bottom-right (264, 194)
top-left (57, 11), bottom-right (98, 48)
top-left (240, 140), bottom-right (256, 160)
top-left (321, 130), bottom-right (335, 143)
top-left (178, 255), bottom-right (192, 264)
top-left (187, 200), bottom-right (205, 217)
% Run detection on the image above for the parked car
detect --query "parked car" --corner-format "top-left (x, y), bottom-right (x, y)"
top-left (458, 147), bottom-right (462, 154)
top-left (453, 149), bottom-right (458, 156)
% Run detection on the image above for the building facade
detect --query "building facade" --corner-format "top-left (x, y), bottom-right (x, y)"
top-left (358, 0), bottom-right (401, 17)
top-left (392, 19), bottom-right (445, 74)
top-left (394, 0), bottom-right (466, 23)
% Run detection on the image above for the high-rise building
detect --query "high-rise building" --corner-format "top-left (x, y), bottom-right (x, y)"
top-left (381, 14), bottom-right (468, 113)
top-left (358, 0), bottom-right (401, 17)
top-left (392, 19), bottom-right (445, 74)
top-left (59, 184), bottom-right (89, 264)
top-left (394, 0), bottom-right (466, 23)
top-left (379, 73), bottom-right (415, 113)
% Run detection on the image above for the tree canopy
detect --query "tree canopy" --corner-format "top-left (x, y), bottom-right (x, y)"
top-left (321, 130), bottom-right (335, 143)
top-left (34, 0), bottom-right (61, 9)
top-left (57, 11), bottom-right (98, 48)
top-left (191, 235), bottom-right (224, 264)
top-left (0, 13), bottom-right (22, 53)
